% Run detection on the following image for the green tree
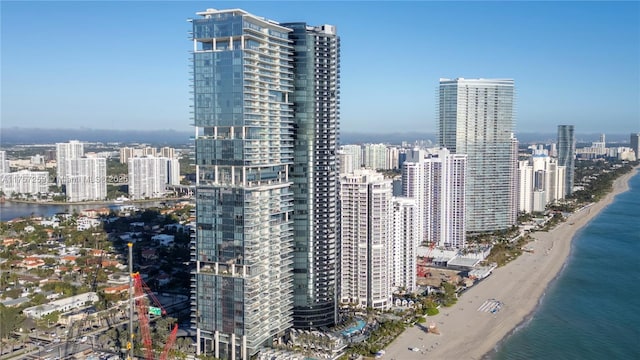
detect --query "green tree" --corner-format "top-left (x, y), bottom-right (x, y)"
top-left (0, 304), bottom-right (25, 340)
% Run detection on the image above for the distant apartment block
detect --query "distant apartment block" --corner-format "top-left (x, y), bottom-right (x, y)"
top-left (518, 148), bottom-right (566, 213)
top-left (167, 158), bottom-right (180, 185)
top-left (0, 150), bottom-right (9, 174)
top-left (160, 146), bottom-right (176, 159)
top-left (56, 140), bottom-right (84, 186)
top-left (340, 144), bottom-right (363, 171)
top-left (363, 143), bottom-right (389, 170)
top-left (340, 169), bottom-right (393, 310)
top-left (128, 156), bottom-right (177, 199)
top-left (65, 157), bottom-right (107, 202)
top-left (576, 133), bottom-right (607, 159)
top-left (0, 170), bottom-right (49, 196)
top-left (120, 146), bottom-right (175, 164)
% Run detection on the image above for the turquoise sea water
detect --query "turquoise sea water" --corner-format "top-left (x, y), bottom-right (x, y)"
top-left (490, 171), bottom-right (640, 360)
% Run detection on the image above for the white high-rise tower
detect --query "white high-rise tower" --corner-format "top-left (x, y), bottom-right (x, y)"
top-left (439, 78), bottom-right (516, 233)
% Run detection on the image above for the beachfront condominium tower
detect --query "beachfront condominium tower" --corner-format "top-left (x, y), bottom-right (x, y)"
top-left (557, 125), bottom-right (575, 195)
top-left (518, 150), bottom-right (566, 213)
top-left (191, 8), bottom-right (295, 359)
top-left (340, 169), bottom-right (393, 310)
top-left (56, 140), bottom-right (84, 186)
top-left (281, 22), bottom-right (340, 329)
top-left (438, 78), bottom-right (516, 233)
top-left (402, 148), bottom-right (467, 248)
top-left (391, 197), bottom-right (417, 293)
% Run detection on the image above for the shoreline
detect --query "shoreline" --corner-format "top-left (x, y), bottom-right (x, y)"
top-left (384, 166), bottom-right (639, 359)
top-left (1, 197), bottom-right (184, 206)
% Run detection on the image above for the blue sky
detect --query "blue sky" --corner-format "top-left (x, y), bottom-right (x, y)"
top-left (1, 1), bottom-right (639, 134)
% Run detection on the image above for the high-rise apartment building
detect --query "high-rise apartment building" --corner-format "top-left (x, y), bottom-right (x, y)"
top-left (387, 146), bottom-right (400, 170)
top-left (167, 158), bottom-right (181, 185)
top-left (0, 170), bottom-right (49, 196)
top-left (402, 148), bottom-right (467, 248)
top-left (337, 150), bottom-right (355, 174)
top-left (509, 135), bottom-right (519, 225)
top-left (629, 133), bottom-right (639, 159)
top-left (56, 141), bottom-right (84, 186)
top-left (340, 144), bottom-right (363, 170)
top-left (65, 157), bottom-right (106, 202)
top-left (391, 197), bottom-right (417, 293)
top-left (128, 157), bottom-right (170, 200)
top-left (281, 22), bottom-right (340, 330)
top-left (120, 146), bottom-right (171, 164)
top-left (191, 8), bottom-right (321, 359)
top-left (363, 143), bottom-right (389, 170)
top-left (518, 150), bottom-right (566, 213)
top-left (0, 151), bottom-right (9, 174)
top-left (340, 170), bottom-right (393, 310)
top-left (160, 146), bottom-right (176, 159)
top-left (438, 78), bottom-right (516, 233)
top-left (557, 125), bottom-right (575, 195)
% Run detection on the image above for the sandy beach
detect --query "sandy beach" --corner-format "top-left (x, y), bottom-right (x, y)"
top-left (384, 166), bottom-right (638, 360)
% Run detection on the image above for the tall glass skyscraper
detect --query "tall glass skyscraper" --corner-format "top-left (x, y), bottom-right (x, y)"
top-left (557, 125), bottom-right (576, 195)
top-left (438, 78), bottom-right (516, 233)
top-left (190, 8), bottom-right (339, 359)
top-left (191, 9), bottom-right (295, 359)
top-left (630, 133), bottom-right (639, 161)
top-left (281, 22), bottom-right (340, 330)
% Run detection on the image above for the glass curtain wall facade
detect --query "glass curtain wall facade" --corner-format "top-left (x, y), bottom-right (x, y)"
top-left (191, 9), bottom-right (295, 360)
top-left (282, 22), bottom-right (340, 330)
top-left (557, 125), bottom-right (575, 196)
top-left (438, 78), bottom-right (516, 233)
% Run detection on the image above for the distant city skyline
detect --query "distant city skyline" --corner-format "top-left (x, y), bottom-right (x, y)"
top-left (2, 1), bottom-right (639, 134)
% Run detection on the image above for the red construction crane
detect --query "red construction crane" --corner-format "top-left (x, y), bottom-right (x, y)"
top-left (132, 272), bottom-right (178, 360)
top-left (417, 241), bottom-right (437, 278)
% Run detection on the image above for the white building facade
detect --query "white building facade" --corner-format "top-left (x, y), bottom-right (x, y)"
top-left (128, 156), bottom-right (171, 200)
top-left (340, 145), bottom-right (363, 170)
top-left (340, 170), bottom-right (393, 310)
top-left (56, 141), bottom-right (84, 186)
top-left (66, 157), bottom-right (107, 202)
top-left (0, 151), bottom-right (9, 174)
top-left (402, 148), bottom-right (467, 248)
top-left (391, 197), bottom-right (417, 293)
top-left (439, 78), bottom-right (516, 233)
top-left (362, 143), bottom-right (389, 170)
top-left (518, 150), bottom-right (566, 213)
top-left (0, 170), bottom-right (49, 196)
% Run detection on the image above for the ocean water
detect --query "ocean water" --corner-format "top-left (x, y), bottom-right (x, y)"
top-left (491, 171), bottom-right (640, 360)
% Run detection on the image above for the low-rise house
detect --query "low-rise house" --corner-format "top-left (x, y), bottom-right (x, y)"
top-left (61, 255), bottom-right (77, 264)
top-left (0, 297), bottom-right (31, 308)
top-left (152, 234), bottom-right (174, 246)
top-left (22, 292), bottom-right (99, 319)
top-left (2, 238), bottom-right (22, 246)
top-left (77, 217), bottom-right (101, 231)
top-left (21, 256), bottom-right (45, 270)
top-left (104, 284), bottom-right (129, 295)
